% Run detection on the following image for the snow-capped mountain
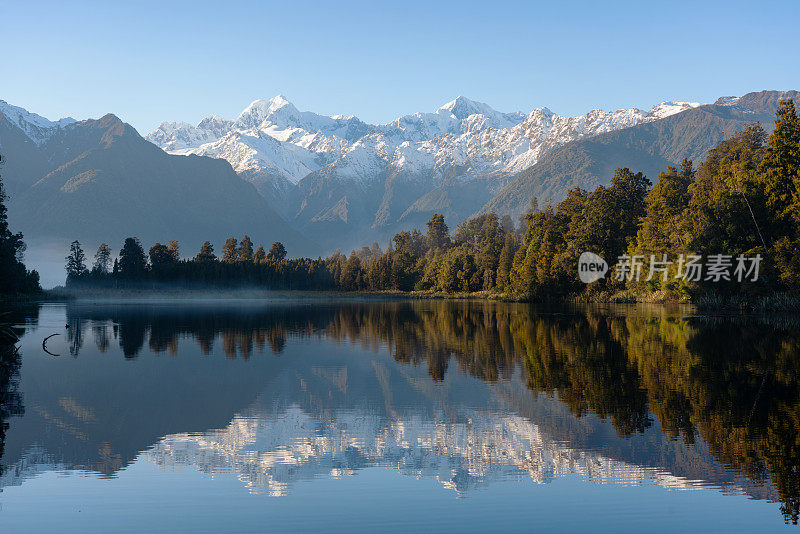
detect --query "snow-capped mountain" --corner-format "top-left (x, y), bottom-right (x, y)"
top-left (1, 90), bottom-right (792, 252)
top-left (148, 95), bottom-right (701, 190)
top-left (0, 99), bottom-right (76, 145)
top-left (146, 115), bottom-right (233, 152)
top-left (146, 95), bottom-right (701, 239)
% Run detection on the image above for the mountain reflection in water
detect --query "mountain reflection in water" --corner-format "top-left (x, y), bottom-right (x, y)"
top-left (0, 300), bottom-right (798, 525)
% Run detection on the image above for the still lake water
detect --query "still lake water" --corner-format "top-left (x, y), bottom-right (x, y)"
top-left (0, 299), bottom-right (798, 532)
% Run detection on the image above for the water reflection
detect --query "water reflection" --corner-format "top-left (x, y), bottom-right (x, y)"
top-left (2, 300), bottom-right (799, 524)
top-left (0, 305), bottom-right (35, 481)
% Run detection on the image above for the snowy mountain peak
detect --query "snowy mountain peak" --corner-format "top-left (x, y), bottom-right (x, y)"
top-left (269, 94), bottom-right (291, 107)
top-left (647, 100), bottom-right (702, 119)
top-left (0, 99), bottom-right (76, 144)
top-left (235, 95), bottom-right (299, 130)
top-left (197, 114), bottom-right (232, 130)
top-left (147, 115), bottom-right (231, 153)
top-left (438, 96), bottom-right (496, 118)
top-left (145, 92), bottom-right (720, 211)
top-left (436, 96), bottom-right (526, 130)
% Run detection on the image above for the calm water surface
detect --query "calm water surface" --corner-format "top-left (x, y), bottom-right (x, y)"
top-left (0, 299), bottom-right (797, 532)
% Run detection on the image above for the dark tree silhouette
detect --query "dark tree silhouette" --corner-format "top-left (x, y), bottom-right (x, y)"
top-left (0, 155), bottom-right (40, 295)
top-left (118, 237), bottom-right (147, 279)
top-left (65, 240), bottom-right (88, 281)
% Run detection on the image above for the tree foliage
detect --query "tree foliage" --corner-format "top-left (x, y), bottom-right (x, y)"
top-left (0, 155), bottom-right (40, 295)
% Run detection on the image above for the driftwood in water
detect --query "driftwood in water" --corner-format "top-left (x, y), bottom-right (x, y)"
top-left (43, 333), bottom-right (61, 357)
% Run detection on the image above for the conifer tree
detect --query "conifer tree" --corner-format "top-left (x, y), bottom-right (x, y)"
top-left (238, 235), bottom-right (254, 262)
top-left (496, 233), bottom-right (517, 290)
top-left (65, 240), bottom-right (88, 281)
top-left (167, 240), bottom-right (180, 261)
top-left (149, 243), bottom-right (176, 272)
top-left (267, 242), bottom-right (287, 261)
top-left (761, 99), bottom-right (800, 231)
top-left (759, 99), bottom-right (800, 283)
top-left (425, 214), bottom-right (450, 250)
top-left (254, 244), bottom-right (266, 263)
top-left (118, 238), bottom-right (147, 279)
top-left (222, 237), bottom-right (238, 263)
top-left (195, 241), bottom-right (216, 263)
top-left (93, 243), bottom-right (112, 274)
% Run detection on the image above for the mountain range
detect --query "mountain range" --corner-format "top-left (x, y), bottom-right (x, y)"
top-left (0, 101), bottom-right (314, 255)
top-left (146, 95), bottom-right (704, 249)
top-left (1, 90), bottom-right (797, 257)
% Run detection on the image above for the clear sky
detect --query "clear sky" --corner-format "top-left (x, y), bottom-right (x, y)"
top-left (1, 0), bottom-right (798, 133)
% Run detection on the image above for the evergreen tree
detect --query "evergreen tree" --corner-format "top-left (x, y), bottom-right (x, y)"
top-left (65, 240), bottom-right (88, 281)
top-left (425, 214), bottom-right (450, 250)
top-left (93, 243), bottom-right (112, 274)
top-left (496, 233), bottom-right (517, 290)
top-left (195, 241), bottom-right (216, 262)
top-left (761, 99), bottom-right (800, 231)
top-left (568, 168), bottom-right (650, 284)
top-left (254, 244), bottom-right (266, 263)
top-left (500, 214), bottom-right (515, 233)
top-left (267, 242), bottom-right (287, 261)
top-left (167, 240), bottom-right (180, 261)
top-left (758, 99), bottom-right (800, 283)
top-left (221, 237), bottom-right (238, 263)
top-left (238, 235), bottom-right (254, 262)
top-left (340, 253), bottom-right (364, 290)
top-left (629, 162), bottom-right (693, 290)
top-left (118, 237), bottom-right (147, 279)
top-left (390, 231), bottom-right (423, 290)
top-left (149, 243), bottom-right (176, 272)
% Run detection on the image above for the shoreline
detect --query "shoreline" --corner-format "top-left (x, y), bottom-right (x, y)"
top-left (18, 286), bottom-right (800, 312)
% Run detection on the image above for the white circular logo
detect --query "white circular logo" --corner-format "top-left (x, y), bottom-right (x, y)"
top-left (578, 252), bottom-right (608, 283)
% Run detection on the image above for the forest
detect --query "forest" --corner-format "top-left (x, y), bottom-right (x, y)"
top-left (0, 154), bottom-right (40, 297)
top-left (64, 100), bottom-right (800, 303)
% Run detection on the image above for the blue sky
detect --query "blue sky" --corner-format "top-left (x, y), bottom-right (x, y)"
top-left (1, 0), bottom-right (798, 133)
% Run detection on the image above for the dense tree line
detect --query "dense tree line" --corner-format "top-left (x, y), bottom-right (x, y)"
top-left (0, 155), bottom-right (40, 296)
top-left (66, 101), bottom-right (800, 300)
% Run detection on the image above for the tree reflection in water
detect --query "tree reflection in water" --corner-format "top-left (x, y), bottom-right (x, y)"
top-left (0, 305), bottom-right (35, 479)
top-left (8, 301), bottom-right (800, 523)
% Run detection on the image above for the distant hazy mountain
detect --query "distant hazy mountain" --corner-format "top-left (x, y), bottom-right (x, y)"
top-left (479, 90), bottom-right (800, 220)
top-left (148, 95), bottom-right (701, 248)
top-left (0, 108), bottom-right (316, 256)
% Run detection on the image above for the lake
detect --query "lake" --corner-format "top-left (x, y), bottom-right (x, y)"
top-left (0, 299), bottom-right (797, 532)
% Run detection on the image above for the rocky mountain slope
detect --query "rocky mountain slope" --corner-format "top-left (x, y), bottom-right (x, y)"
top-left (480, 90), bottom-right (800, 219)
top-left (0, 108), bottom-right (315, 255)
